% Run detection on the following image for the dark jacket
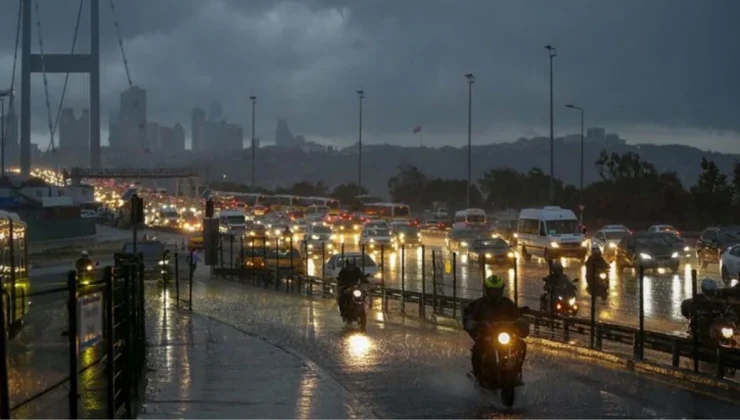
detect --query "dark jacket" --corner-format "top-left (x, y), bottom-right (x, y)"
top-left (585, 254), bottom-right (609, 285)
top-left (75, 257), bottom-right (94, 272)
top-left (337, 266), bottom-right (364, 290)
top-left (463, 296), bottom-right (521, 339)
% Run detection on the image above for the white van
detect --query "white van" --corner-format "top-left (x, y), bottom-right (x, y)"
top-left (516, 206), bottom-right (587, 261)
top-left (218, 210), bottom-right (246, 234)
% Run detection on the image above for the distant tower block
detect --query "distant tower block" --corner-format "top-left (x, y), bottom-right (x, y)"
top-left (21, 0), bottom-right (101, 174)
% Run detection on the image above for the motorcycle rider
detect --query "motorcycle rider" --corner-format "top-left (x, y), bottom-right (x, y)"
top-left (585, 244), bottom-right (610, 302)
top-left (75, 250), bottom-right (94, 273)
top-left (541, 261), bottom-right (576, 309)
top-left (336, 259), bottom-right (366, 317)
top-left (463, 275), bottom-right (528, 384)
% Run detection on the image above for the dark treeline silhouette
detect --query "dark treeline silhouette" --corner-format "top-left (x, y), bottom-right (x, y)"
top-left (210, 149), bottom-right (739, 230)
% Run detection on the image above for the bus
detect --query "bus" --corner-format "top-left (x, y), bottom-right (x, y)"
top-left (452, 208), bottom-right (488, 230)
top-left (303, 197), bottom-right (340, 215)
top-left (0, 210), bottom-right (29, 331)
top-left (363, 202), bottom-right (411, 220)
top-left (234, 193), bottom-right (266, 213)
top-left (262, 195), bottom-right (300, 212)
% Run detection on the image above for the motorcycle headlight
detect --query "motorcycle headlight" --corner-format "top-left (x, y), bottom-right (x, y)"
top-left (568, 297), bottom-right (576, 306)
top-left (274, 229), bottom-right (282, 236)
top-left (721, 327), bottom-right (734, 339)
top-left (497, 332), bottom-right (511, 345)
top-left (609, 242), bottom-right (617, 249)
top-left (158, 260), bottom-right (169, 266)
top-left (352, 289), bottom-right (362, 298)
top-left (671, 252), bottom-right (679, 259)
top-left (485, 253), bottom-right (492, 258)
top-left (86, 265), bottom-right (93, 271)
top-left (557, 295), bottom-right (564, 300)
top-left (599, 272), bottom-right (607, 279)
top-left (550, 241), bottom-right (559, 248)
top-left (683, 246), bottom-right (690, 252)
top-left (581, 241), bottom-right (588, 247)
top-left (639, 253), bottom-right (652, 260)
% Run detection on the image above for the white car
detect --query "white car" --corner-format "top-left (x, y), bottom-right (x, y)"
top-left (720, 244), bottom-right (740, 286)
top-left (591, 225), bottom-right (631, 260)
top-left (81, 209), bottom-right (97, 218)
top-left (365, 219), bottom-right (390, 230)
top-left (647, 224), bottom-right (680, 236)
top-left (324, 252), bottom-right (380, 279)
top-left (302, 224), bottom-right (335, 255)
top-left (359, 227), bottom-right (392, 250)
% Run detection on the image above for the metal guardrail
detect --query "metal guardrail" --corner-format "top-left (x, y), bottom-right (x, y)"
top-left (209, 265), bottom-right (740, 381)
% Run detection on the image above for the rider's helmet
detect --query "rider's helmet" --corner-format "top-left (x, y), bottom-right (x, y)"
top-left (590, 243), bottom-right (601, 257)
top-left (81, 250), bottom-right (89, 258)
top-left (483, 275), bottom-right (505, 300)
top-left (552, 261), bottom-right (564, 276)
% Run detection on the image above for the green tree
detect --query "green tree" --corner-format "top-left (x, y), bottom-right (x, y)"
top-left (330, 183), bottom-right (368, 210)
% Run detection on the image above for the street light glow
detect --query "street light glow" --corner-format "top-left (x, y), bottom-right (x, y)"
top-left (465, 73), bottom-right (475, 83)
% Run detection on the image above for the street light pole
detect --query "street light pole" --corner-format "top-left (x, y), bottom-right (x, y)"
top-left (545, 45), bottom-right (557, 204)
top-left (566, 104), bottom-right (585, 224)
top-left (0, 89), bottom-right (11, 177)
top-left (249, 96), bottom-right (257, 190)
top-left (465, 74), bottom-right (475, 208)
top-left (357, 90), bottom-right (364, 190)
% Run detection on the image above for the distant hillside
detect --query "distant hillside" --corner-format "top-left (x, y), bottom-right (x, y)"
top-left (185, 138), bottom-right (740, 198)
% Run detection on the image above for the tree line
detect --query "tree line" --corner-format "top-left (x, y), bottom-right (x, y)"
top-left (210, 149), bottom-right (740, 229)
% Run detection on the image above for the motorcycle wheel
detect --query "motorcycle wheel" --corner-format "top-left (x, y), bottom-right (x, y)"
top-left (500, 385), bottom-right (515, 407)
top-left (358, 305), bottom-right (367, 331)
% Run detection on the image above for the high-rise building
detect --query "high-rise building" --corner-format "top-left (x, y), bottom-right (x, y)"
top-left (58, 108), bottom-right (90, 167)
top-left (145, 122), bottom-right (160, 151)
top-left (221, 122), bottom-right (243, 151)
top-left (191, 107), bottom-right (206, 152)
top-left (586, 127), bottom-right (606, 143)
top-left (208, 102), bottom-right (222, 122)
top-left (108, 109), bottom-right (120, 148)
top-left (119, 86), bottom-right (147, 150)
top-left (160, 123), bottom-right (185, 153)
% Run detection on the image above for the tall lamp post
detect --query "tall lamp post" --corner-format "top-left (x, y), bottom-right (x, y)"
top-left (566, 104), bottom-right (585, 224)
top-left (545, 45), bottom-right (557, 204)
top-left (356, 90), bottom-right (364, 190)
top-left (0, 89), bottom-right (12, 177)
top-left (465, 73), bottom-right (475, 209)
top-left (249, 95), bottom-right (257, 190)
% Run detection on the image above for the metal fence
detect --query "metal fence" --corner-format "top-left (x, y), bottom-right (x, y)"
top-left (0, 255), bottom-right (150, 419)
top-left (209, 237), bottom-right (740, 382)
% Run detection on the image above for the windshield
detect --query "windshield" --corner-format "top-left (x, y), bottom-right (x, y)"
top-left (635, 235), bottom-right (671, 247)
top-left (719, 230), bottom-right (740, 243)
top-left (369, 229), bottom-right (390, 237)
top-left (226, 216), bottom-right (245, 225)
top-left (467, 215), bottom-right (486, 223)
top-left (123, 242), bottom-right (164, 256)
top-left (605, 231), bottom-right (628, 241)
top-left (312, 226), bottom-right (332, 234)
top-left (475, 238), bottom-right (508, 248)
top-left (545, 220), bottom-right (580, 235)
top-left (337, 255), bottom-right (377, 267)
top-left (659, 232), bottom-right (681, 243)
top-left (395, 225), bottom-right (419, 235)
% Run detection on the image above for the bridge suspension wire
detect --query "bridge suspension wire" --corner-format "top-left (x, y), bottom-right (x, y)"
top-left (109, 0), bottom-right (133, 88)
top-left (4, 0), bottom-right (23, 144)
top-left (46, 0), bottom-right (85, 153)
top-left (33, 0), bottom-right (57, 153)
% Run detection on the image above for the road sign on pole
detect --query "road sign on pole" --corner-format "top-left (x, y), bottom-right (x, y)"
top-left (78, 292), bottom-right (103, 351)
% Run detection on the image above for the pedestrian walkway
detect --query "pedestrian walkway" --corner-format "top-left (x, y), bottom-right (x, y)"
top-left (140, 286), bottom-right (366, 419)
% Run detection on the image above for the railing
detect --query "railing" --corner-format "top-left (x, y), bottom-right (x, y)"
top-left (204, 238), bottom-right (740, 384)
top-left (0, 256), bottom-right (150, 419)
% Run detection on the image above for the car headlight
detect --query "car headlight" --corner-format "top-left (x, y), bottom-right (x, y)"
top-left (550, 241), bottom-right (559, 248)
top-left (671, 252), bottom-right (679, 259)
top-left (369, 238), bottom-right (375, 243)
top-left (308, 244), bottom-right (314, 249)
top-left (330, 234), bottom-right (337, 240)
top-left (461, 241), bottom-right (468, 247)
top-left (352, 289), bottom-right (362, 298)
top-left (609, 242), bottom-right (617, 249)
top-left (485, 253), bottom-right (492, 258)
top-left (581, 241), bottom-right (588, 247)
top-left (683, 246), bottom-right (690, 252)
top-left (721, 327), bottom-right (734, 339)
top-left (568, 297), bottom-right (576, 306)
top-left (275, 229), bottom-right (282, 236)
top-left (312, 235), bottom-right (319, 240)
top-left (158, 260), bottom-right (169, 265)
top-left (639, 253), bottom-right (652, 260)
top-left (327, 243), bottom-right (334, 249)
top-left (507, 252), bottom-right (514, 258)
top-left (497, 332), bottom-right (511, 345)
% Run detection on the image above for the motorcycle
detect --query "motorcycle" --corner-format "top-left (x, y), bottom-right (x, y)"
top-left (469, 321), bottom-right (528, 407)
top-left (587, 271), bottom-right (609, 302)
top-left (541, 280), bottom-right (579, 316)
top-left (76, 261), bottom-right (99, 286)
top-left (339, 283), bottom-right (367, 330)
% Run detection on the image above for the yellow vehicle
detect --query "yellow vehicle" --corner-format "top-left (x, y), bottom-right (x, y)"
top-left (238, 246), bottom-right (305, 275)
top-left (188, 235), bottom-right (204, 251)
top-left (0, 211), bottom-right (29, 331)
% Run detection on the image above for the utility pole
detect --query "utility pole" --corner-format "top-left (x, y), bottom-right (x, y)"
top-left (545, 45), bottom-right (557, 203)
top-left (465, 74), bottom-right (475, 208)
top-left (250, 96), bottom-right (257, 189)
top-left (357, 90), bottom-right (364, 189)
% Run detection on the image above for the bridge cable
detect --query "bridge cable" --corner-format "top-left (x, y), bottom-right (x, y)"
top-left (3, 0), bottom-right (23, 146)
top-left (45, 0), bottom-right (85, 154)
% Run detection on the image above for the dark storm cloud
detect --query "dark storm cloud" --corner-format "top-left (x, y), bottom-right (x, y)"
top-left (1, 0), bottom-right (738, 145)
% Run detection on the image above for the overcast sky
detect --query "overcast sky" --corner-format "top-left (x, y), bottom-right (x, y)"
top-left (2, 0), bottom-right (739, 152)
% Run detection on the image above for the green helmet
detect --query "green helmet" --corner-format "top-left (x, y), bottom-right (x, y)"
top-left (483, 275), bottom-right (505, 290)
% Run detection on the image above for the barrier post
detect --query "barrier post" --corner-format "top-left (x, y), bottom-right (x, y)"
top-left (637, 264), bottom-right (645, 361)
top-left (432, 249), bottom-right (438, 313)
top-left (590, 258), bottom-right (597, 349)
top-left (452, 252), bottom-right (457, 319)
top-left (67, 270), bottom-right (79, 419)
top-left (420, 245), bottom-right (426, 317)
top-left (104, 266), bottom-right (115, 419)
top-left (8, 218), bottom-right (15, 328)
top-left (274, 238), bottom-right (280, 290)
top-left (289, 236), bottom-right (294, 293)
top-left (513, 257), bottom-right (519, 306)
top-left (381, 245), bottom-right (387, 311)
top-left (691, 268), bottom-right (699, 372)
top-left (230, 235), bottom-right (235, 274)
top-left (321, 242), bottom-right (326, 279)
top-left (188, 251), bottom-right (194, 311)
top-left (240, 235), bottom-right (245, 278)
top-left (175, 251), bottom-right (180, 305)
top-left (219, 235), bottom-right (224, 269)
top-left (401, 245), bottom-right (406, 312)
top-left (0, 288), bottom-right (11, 420)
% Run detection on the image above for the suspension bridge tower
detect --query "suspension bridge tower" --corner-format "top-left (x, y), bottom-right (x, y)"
top-left (20, 0), bottom-right (101, 175)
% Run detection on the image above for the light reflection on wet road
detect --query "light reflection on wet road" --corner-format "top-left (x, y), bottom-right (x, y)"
top-left (175, 277), bottom-right (740, 418)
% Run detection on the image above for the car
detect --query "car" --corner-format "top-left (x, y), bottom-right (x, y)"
top-left (364, 219), bottom-right (390, 230)
top-left (81, 209), bottom-right (97, 219)
top-left (445, 228), bottom-right (481, 253)
top-left (239, 246), bottom-right (305, 274)
top-left (359, 227), bottom-right (392, 250)
top-left (647, 224), bottom-right (680, 235)
top-left (301, 224), bottom-right (335, 256)
top-left (245, 222), bottom-right (267, 239)
top-left (658, 232), bottom-right (691, 260)
top-left (591, 226), bottom-right (631, 261)
top-left (696, 226), bottom-right (740, 269)
top-left (468, 237), bottom-right (516, 267)
top-left (516, 206), bottom-right (588, 262)
top-left (719, 244), bottom-right (740, 286)
top-left (323, 252), bottom-right (380, 280)
top-left (121, 240), bottom-right (171, 277)
top-left (614, 232), bottom-right (680, 274)
top-left (390, 223), bottom-right (422, 248)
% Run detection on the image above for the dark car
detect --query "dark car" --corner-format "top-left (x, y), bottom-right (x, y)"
top-left (615, 233), bottom-right (680, 274)
top-left (658, 232), bottom-right (691, 259)
top-left (696, 226), bottom-right (740, 269)
top-left (446, 229), bottom-right (481, 253)
top-left (468, 237), bottom-right (515, 267)
top-left (122, 240), bottom-right (171, 277)
top-left (391, 224), bottom-right (422, 247)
